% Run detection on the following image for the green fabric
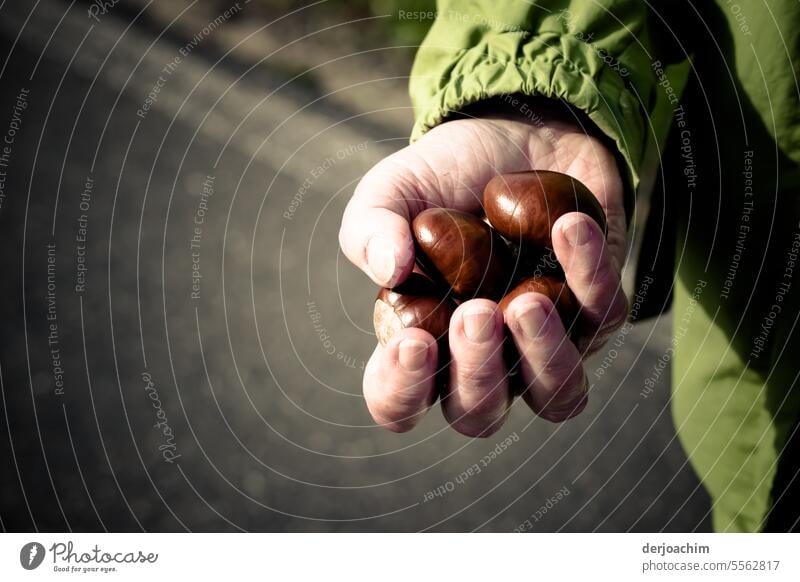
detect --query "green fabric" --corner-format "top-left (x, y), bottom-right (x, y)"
top-left (408, 0), bottom-right (800, 531)
top-left (669, 2), bottom-right (800, 532)
top-left (409, 0), bottom-right (659, 198)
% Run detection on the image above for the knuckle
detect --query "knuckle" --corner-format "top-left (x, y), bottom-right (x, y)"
top-left (367, 397), bottom-right (420, 433)
top-left (609, 289), bottom-right (630, 329)
top-left (537, 394), bottom-right (588, 423)
top-left (364, 372), bottom-right (430, 432)
top-left (603, 291), bottom-right (630, 330)
top-left (578, 256), bottom-right (615, 288)
top-left (451, 416), bottom-right (505, 438)
top-left (536, 380), bottom-right (589, 423)
top-left (585, 288), bottom-right (629, 336)
top-left (445, 398), bottom-right (509, 438)
top-left (543, 355), bottom-right (585, 388)
top-left (463, 389), bottom-right (507, 420)
top-left (456, 360), bottom-right (503, 391)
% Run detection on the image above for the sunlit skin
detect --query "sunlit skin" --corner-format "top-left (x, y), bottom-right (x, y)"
top-left (339, 107), bottom-right (629, 437)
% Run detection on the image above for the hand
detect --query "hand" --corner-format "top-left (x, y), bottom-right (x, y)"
top-left (339, 100), bottom-right (629, 437)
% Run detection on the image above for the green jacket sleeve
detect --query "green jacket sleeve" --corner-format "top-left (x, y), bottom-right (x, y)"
top-left (669, 0), bottom-right (800, 533)
top-left (407, 0), bottom-right (800, 534)
top-left (408, 0), bottom-right (664, 198)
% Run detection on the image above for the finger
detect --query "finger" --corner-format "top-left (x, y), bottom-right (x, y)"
top-left (362, 328), bottom-right (438, 433)
top-left (505, 292), bottom-right (589, 422)
top-left (443, 299), bottom-right (511, 437)
top-left (339, 174), bottom-right (417, 288)
top-left (552, 212), bottom-right (629, 352)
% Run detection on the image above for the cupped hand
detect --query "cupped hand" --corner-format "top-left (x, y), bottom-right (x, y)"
top-left (339, 101), bottom-right (629, 437)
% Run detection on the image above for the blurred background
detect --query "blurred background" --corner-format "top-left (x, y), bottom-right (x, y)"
top-left (0, 0), bottom-right (710, 532)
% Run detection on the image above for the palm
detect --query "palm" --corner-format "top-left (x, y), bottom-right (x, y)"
top-left (355, 114), bottom-right (626, 276)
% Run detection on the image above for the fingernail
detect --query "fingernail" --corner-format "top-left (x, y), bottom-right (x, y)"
top-left (563, 216), bottom-right (592, 247)
top-left (463, 307), bottom-right (496, 342)
top-left (514, 302), bottom-right (547, 339)
top-left (367, 237), bottom-right (396, 285)
top-left (398, 339), bottom-right (429, 371)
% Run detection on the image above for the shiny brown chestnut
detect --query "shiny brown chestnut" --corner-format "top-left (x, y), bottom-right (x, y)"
top-left (499, 276), bottom-right (579, 332)
top-left (412, 208), bottom-right (513, 300)
top-left (373, 272), bottom-right (456, 346)
top-left (484, 170), bottom-right (606, 250)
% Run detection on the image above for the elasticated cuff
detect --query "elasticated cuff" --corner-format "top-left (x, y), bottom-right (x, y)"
top-left (409, 31), bottom-right (648, 219)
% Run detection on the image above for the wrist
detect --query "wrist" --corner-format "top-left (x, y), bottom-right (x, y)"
top-left (453, 95), bottom-right (608, 141)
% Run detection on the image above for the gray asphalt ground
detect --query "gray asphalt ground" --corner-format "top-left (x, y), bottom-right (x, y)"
top-left (0, 0), bottom-right (711, 531)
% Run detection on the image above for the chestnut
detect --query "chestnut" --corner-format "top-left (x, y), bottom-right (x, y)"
top-left (373, 272), bottom-right (456, 346)
top-left (412, 208), bottom-right (513, 300)
top-left (484, 170), bottom-right (606, 249)
top-left (499, 276), bottom-right (579, 332)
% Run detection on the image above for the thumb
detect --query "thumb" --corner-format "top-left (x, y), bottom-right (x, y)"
top-left (338, 155), bottom-right (426, 287)
top-left (339, 164), bottom-right (418, 287)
